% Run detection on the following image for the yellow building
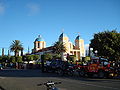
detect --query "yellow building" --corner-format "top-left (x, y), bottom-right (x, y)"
top-left (59, 33), bottom-right (85, 61)
top-left (32, 35), bottom-right (46, 53)
top-left (32, 33), bottom-right (85, 61)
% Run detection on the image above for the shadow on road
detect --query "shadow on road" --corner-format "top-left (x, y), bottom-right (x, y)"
top-left (0, 69), bottom-right (119, 83)
top-left (0, 69), bottom-right (58, 77)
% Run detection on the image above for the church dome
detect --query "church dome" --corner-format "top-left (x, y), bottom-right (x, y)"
top-left (35, 35), bottom-right (44, 42)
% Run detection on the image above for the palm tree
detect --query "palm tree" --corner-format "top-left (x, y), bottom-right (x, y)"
top-left (52, 41), bottom-right (66, 55)
top-left (10, 40), bottom-right (24, 56)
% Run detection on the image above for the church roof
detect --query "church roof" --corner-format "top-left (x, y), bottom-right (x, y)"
top-left (33, 46), bottom-right (54, 53)
top-left (35, 35), bottom-right (44, 42)
top-left (75, 35), bottom-right (80, 40)
top-left (59, 33), bottom-right (67, 39)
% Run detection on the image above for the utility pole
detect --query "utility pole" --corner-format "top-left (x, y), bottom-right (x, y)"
top-left (2, 48), bottom-right (4, 56)
top-left (8, 50), bottom-right (10, 56)
top-left (28, 46), bottom-right (30, 54)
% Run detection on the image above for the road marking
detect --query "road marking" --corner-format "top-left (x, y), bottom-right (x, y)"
top-left (0, 77), bottom-right (5, 79)
top-left (78, 82), bottom-right (119, 90)
top-left (58, 78), bottom-right (120, 90)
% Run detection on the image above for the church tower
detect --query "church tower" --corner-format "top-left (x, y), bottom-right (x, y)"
top-left (34, 35), bottom-right (46, 51)
top-left (75, 35), bottom-right (85, 57)
top-left (59, 33), bottom-right (69, 43)
top-left (59, 32), bottom-right (69, 61)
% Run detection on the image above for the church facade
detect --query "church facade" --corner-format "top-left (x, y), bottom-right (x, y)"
top-left (32, 33), bottom-right (85, 61)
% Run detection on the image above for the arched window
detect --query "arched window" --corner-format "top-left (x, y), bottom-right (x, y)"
top-left (38, 43), bottom-right (40, 48)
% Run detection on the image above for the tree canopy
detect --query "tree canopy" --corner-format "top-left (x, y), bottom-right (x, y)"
top-left (25, 55), bottom-right (33, 63)
top-left (52, 41), bottom-right (66, 55)
top-left (41, 53), bottom-right (53, 62)
top-left (90, 30), bottom-right (120, 62)
top-left (10, 40), bottom-right (23, 56)
top-left (16, 56), bottom-right (23, 63)
top-left (32, 55), bottom-right (40, 60)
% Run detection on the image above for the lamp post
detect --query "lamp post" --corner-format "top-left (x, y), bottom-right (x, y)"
top-left (95, 50), bottom-right (98, 57)
top-left (89, 48), bottom-right (93, 57)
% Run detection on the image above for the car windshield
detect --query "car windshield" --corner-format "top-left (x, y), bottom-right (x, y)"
top-left (104, 61), bottom-right (109, 65)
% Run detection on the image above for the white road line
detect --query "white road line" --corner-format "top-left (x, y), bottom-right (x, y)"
top-left (0, 77), bottom-right (5, 79)
top-left (56, 78), bottom-right (120, 90)
top-left (78, 82), bottom-right (119, 90)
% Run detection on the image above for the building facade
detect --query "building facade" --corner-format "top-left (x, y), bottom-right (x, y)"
top-left (59, 33), bottom-right (85, 61)
top-left (32, 35), bottom-right (46, 53)
top-left (32, 33), bottom-right (85, 61)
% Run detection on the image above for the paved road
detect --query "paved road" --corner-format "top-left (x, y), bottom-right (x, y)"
top-left (0, 69), bottom-right (120, 90)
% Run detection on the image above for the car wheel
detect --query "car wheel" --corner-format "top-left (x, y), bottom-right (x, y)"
top-left (98, 70), bottom-right (105, 78)
top-left (43, 67), bottom-right (48, 72)
top-left (57, 69), bottom-right (64, 76)
top-left (68, 71), bottom-right (74, 76)
top-left (78, 69), bottom-right (85, 77)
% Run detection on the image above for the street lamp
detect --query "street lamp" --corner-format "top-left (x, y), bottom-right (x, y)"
top-left (95, 50), bottom-right (98, 56)
top-left (89, 48), bottom-right (93, 57)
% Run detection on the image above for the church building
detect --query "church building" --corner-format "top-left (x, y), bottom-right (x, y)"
top-left (32, 33), bottom-right (85, 61)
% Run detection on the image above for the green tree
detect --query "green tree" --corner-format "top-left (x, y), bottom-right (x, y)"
top-left (41, 54), bottom-right (45, 61)
top-left (16, 56), bottom-right (23, 69)
top-left (26, 55), bottom-right (33, 63)
top-left (2, 55), bottom-right (8, 63)
top-left (0, 56), bottom-right (3, 63)
top-left (16, 56), bottom-right (23, 63)
top-left (52, 41), bottom-right (66, 55)
top-left (10, 56), bottom-right (16, 63)
top-left (32, 55), bottom-right (40, 60)
top-left (90, 30), bottom-right (120, 62)
top-left (10, 40), bottom-right (24, 56)
top-left (42, 53), bottom-right (53, 61)
top-left (52, 54), bottom-right (61, 60)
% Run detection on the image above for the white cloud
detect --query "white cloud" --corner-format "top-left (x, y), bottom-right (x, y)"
top-left (27, 3), bottom-right (40, 16)
top-left (0, 3), bottom-right (5, 15)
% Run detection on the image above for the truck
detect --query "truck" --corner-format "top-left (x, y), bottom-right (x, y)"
top-left (77, 57), bottom-right (116, 78)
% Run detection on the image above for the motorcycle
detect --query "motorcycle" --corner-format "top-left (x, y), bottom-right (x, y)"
top-left (37, 81), bottom-right (61, 90)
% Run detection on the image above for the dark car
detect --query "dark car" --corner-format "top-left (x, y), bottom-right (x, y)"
top-left (44, 60), bottom-right (75, 76)
top-left (44, 60), bottom-right (63, 72)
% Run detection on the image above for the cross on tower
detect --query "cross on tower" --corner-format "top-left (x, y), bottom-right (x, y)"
top-left (38, 35), bottom-right (41, 38)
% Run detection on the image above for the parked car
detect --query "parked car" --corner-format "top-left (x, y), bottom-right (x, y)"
top-left (44, 60), bottom-right (75, 76)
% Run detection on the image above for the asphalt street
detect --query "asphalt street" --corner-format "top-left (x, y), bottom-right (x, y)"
top-left (0, 69), bottom-right (120, 90)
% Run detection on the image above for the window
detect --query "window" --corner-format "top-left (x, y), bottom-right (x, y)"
top-left (42, 42), bottom-right (44, 48)
top-left (38, 43), bottom-right (40, 48)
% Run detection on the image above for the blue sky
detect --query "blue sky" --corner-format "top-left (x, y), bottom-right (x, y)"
top-left (0, 0), bottom-right (120, 55)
